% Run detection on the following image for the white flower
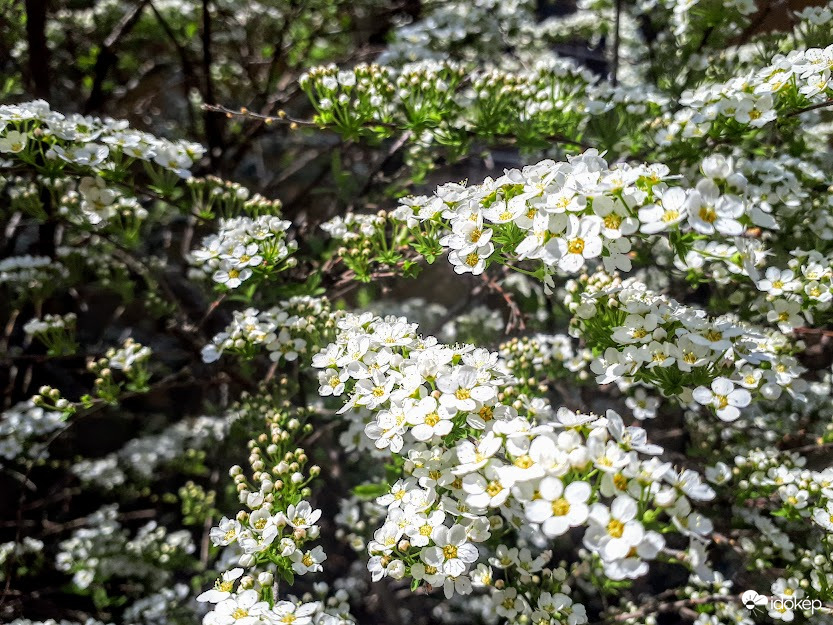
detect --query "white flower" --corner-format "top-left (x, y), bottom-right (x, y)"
top-left (290, 545), bottom-right (327, 574)
top-left (766, 299), bottom-right (804, 332)
top-left (210, 590), bottom-right (269, 625)
top-left (638, 187), bottom-right (688, 233)
top-left (692, 377), bottom-right (751, 421)
top-left (757, 268), bottom-right (800, 296)
top-left (286, 501), bottom-right (321, 529)
top-left (448, 242), bottom-right (494, 275)
top-left (271, 601), bottom-right (318, 625)
top-left (584, 495), bottom-right (644, 561)
top-left (422, 524), bottom-right (478, 576)
top-left (625, 388), bottom-right (659, 420)
top-left (437, 366), bottom-right (495, 412)
top-left (687, 180), bottom-right (744, 236)
top-left (213, 262), bottom-right (252, 289)
top-left (556, 215), bottom-right (603, 272)
top-left (525, 478), bottom-right (590, 537)
top-left (812, 501), bottom-right (833, 531)
top-left (210, 518), bottom-right (241, 546)
top-left (0, 130), bottom-right (28, 153)
top-left (197, 568), bottom-right (244, 603)
top-left (407, 397), bottom-right (454, 441)
top-left (462, 463), bottom-right (514, 508)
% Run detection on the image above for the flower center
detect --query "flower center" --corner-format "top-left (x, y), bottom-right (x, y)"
top-left (232, 608), bottom-right (249, 620)
top-left (551, 498), bottom-right (571, 516)
top-left (485, 480), bottom-right (503, 497)
top-left (513, 455), bottom-right (533, 469)
top-left (455, 388), bottom-right (471, 400)
top-left (567, 237), bottom-right (585, 254)
top-left (442, 544), bottom-right (459, 559)
top-left (607, 519), bottom-right (625, 538)
top-left (603, 213), bottom-right (622, 230)
top-left (424, 412), bottom-right (440, 426)
top-left (698, 206), bottom-right (717, 223)
top-left (465, 252), bottom-right (479, 267)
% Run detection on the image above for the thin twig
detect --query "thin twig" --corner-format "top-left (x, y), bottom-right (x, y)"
top-left (787, 99), bottom-right (833, 117)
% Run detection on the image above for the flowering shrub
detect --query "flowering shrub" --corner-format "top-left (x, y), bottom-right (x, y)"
top-left (2, 2), bottom-right (833, 625)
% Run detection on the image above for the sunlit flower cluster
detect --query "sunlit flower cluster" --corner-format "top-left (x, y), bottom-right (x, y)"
top-left (0, 100), bottom-right (204, 178)
top-left (659, 45), bottom-right (833, 143)
top-left (565, 272), bottom-right (807, 420)
top-left (392, 150), bottom-right (765, 282)
top-left (190, 215), bottom-right (297, 290)
top-left (313, 312), bottom-right (717, 618)
top-left (201, 296), bottom-right (333, 363)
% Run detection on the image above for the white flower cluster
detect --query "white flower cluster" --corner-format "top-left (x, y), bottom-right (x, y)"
top-left (122, 583), bottom-right (190, 625)
top-left (23, 312), bottom-right (77, 336)
top-left (795, 1), bottom-right (833, 26)
top-left (200, 403), bottom-right (338, 625)
top-left (376, 0), bottom-right (533, 64)
top-left (498, 333), bottom-right (589, 383)
top-left (0, 537), bottom-right (44, 581)
top-left (566, 273), bottom-right (807, 420)
top-left (753, 250), bottom-right (833, 333)
top-left (319, 212), bottom-right (386, 242)
top-left (300, 56), bottom-right (640, 142)
top-left (393, 150), bottom-right (762, 280)
top-left (0, 100), bottom-right (204, 177)
top-left (313, 312), bottom-right (717, 613)
top-left (201, 296), bottom-right (332, 363)
top-left (203, 592), bottom-right (350, 625)
top-left (56, 505), bottom-right (195, 591)
top-left (661, 45), bottom-right (833, 141)
top-left (0, 401), bottom-right (65, 463)
top-left (186, 175), bottom-right (284, 219)
top-left (735, 154), bottom-right (832, 239)
top-left (72, 414), bottom-right (228, 489)
top-left (190, 215), bottom-right (297, 290)
top-left (65, 176), bottom-right (147, 226)
top-left (104, 338), bottom-right (152, 372)
top-left (706, 449), bottom-right (833, 608)
top-left (0, 255), bottom-right (69, 295)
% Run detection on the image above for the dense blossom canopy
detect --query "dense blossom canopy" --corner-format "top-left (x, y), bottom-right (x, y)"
top-left (2, 1), bottom-right (833, 625)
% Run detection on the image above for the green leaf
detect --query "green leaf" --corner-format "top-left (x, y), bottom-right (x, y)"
top-left (352, 482), bottom-right (389, 500)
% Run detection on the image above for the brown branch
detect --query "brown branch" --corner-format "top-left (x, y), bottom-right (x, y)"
top-left (84, 0), bottom-right (151, 113)
top-left (202, 103), bottom-right (593, 150)
top-left (787, 99), bottom-right (833, 117)
top-left (479, 269), bottom-right (525, 333)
